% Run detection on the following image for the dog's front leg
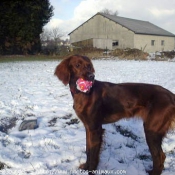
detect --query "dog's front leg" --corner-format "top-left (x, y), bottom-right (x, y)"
top-left (79, 128), bottom-right (91, 170)
top-left (79, 126), bottom-right (104, 175)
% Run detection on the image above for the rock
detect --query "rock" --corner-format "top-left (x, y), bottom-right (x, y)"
top-left (19, 119), bottom-right (38, 131)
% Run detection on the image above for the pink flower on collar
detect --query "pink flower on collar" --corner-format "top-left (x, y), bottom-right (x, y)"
top-left (76, 78), bottom-right (93, 93)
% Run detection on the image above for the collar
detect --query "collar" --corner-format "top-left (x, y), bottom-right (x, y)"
top-left (70, 87), bottom-right (80, 95)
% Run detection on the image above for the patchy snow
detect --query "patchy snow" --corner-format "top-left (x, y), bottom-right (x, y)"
top-left (0, 60), bottom-right (175, 175)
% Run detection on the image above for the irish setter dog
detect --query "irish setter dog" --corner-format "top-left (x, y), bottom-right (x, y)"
top-left (54, 55), bottom-right (175, 175)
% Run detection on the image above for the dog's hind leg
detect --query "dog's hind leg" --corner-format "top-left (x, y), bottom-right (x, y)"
top-left (144, 123), bottom-right (166, 175)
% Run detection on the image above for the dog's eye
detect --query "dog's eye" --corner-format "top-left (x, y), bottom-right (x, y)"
top-left (76, 64), bottom-right (80, 68)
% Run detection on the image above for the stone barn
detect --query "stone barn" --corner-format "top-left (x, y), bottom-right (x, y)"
top-left (69, 12), bottom-right (175, 53)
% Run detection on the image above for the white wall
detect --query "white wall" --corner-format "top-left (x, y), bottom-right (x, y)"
top-left (134, 34), bottom-right (175, 52)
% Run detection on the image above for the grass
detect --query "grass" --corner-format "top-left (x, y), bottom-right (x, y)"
top-left (113, 124), bottom-right (140, 141)
top-left (0, 55), bottom-right (62, 63)
top-left (137, 154), bottom-right (151, 161)
top-left (0, 162), bottom-right (7, 170)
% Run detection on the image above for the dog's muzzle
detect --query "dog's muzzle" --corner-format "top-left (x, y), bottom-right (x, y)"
top-left (87, 73), bottom-right (95, 81)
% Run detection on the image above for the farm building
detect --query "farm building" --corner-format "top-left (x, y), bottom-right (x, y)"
top-left (69, 12), bottom-right (175, 53)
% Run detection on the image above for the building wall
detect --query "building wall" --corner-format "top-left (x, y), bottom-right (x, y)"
top-left (70, 14), bottom-right (135, 50)
top-left (134, 34), bottom-right (175, 52)
top-left (69, 14), bottom-right (175, 52)
top-left (71, 38), bottom-right (93, 47)
top-left (93, 38), bottom-right (112, 49)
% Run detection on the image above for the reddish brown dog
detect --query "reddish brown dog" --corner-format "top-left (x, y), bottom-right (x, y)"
top-left (55, 55), bottom-right (175, 175)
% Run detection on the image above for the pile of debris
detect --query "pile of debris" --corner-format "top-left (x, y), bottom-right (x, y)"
top-left (148, 50), bottom-right (175, 60)
top-left (70, 47), bottom-right (148, 60)
top-left (112, 48), bottom-right (148, 60)
top-left (161, 50), bottom-right (175, 59)
top-left (67, 47), bottom-right (175, 60)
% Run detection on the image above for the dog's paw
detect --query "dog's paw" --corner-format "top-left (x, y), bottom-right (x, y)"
top-left (146, 169), bottom-right (161, 175)
top-left (146, 170), bottom-right (152, 175)
top-left (79, 163), bottom-right (88, 170)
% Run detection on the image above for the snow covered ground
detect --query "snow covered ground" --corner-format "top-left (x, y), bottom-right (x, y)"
top-left (0, 59), bottom-right (175, 175)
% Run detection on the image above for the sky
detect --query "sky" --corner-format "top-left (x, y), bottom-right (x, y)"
top-left (46, 0), bottom-right (175, 39)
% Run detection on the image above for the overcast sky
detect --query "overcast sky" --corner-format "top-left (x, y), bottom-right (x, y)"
top-left (46, 0), bottom-right (175, 38)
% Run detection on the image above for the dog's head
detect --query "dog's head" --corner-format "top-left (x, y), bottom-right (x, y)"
top-left (54, 55), bottom-right (95, 85)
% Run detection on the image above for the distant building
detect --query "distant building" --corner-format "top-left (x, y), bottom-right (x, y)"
top-left (69, 12), bottom-right (175, 52)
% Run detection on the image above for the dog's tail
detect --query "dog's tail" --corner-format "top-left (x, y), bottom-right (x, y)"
top-left (166, 94), bottom-right (175, 132)
top-left (170, 94), bottom-right (175, 129)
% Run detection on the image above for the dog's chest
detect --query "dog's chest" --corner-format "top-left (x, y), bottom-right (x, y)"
top-left (73, 94), bottom-right (91, 113)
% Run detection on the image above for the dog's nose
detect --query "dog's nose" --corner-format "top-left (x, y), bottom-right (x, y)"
top-left (88, 73), bottom-right (95, 80)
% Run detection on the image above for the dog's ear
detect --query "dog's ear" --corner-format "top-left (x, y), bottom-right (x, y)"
top-left (54, 57), bottom-right (70, 85)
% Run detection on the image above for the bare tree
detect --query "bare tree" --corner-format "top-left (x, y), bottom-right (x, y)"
top-left (50, 27), bottom-right (64, 44)
top-left (101, 8), bottom-right (118, 16)
top-left (40, 27), bottom-right (64, 42)
top-left (40, 27), bottom-right (66, 55)
top-left (40, 28), bottom-right (52, 42)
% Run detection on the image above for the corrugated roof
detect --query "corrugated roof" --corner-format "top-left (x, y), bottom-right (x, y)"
top-left (69, 12), bottom-right (175, 37)
top-left (99, 12), bottom-right (175, 37)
